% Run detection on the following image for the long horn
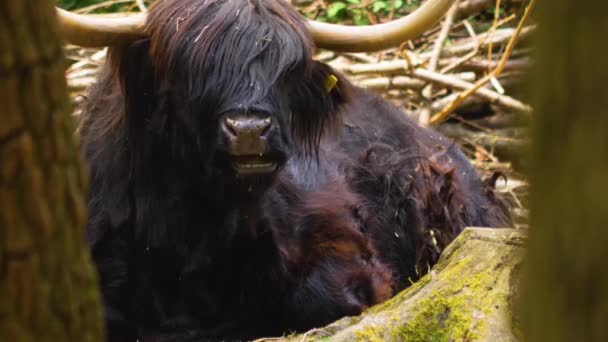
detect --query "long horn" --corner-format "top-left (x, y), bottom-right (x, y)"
top-left (56, 0), bottom-right (455, 51)
top-left (309, 0), bottom-right (457, 52)
top-left (56, 8), bottom-right (145, 47)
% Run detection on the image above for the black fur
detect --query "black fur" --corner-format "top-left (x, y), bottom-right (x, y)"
top-left (122, 159), bottom-right (394, 341)
top-left (79, 0), bottom-right (511, 340)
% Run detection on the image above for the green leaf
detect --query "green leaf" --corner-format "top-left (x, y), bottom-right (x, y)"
top-left (394, 0), bottom-right (404, 9)
top-left (372, 1), bottom-right (389, 13)
top-left (352, 10), bottom-right (369, 26)
top-left (327, 2), bottom-right (347, 18)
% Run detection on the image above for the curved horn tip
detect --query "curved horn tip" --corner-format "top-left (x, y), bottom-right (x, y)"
top-left (55, 7), bottom-right (146, 47)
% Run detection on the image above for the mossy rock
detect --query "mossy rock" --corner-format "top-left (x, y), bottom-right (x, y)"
top-left (260, 228), bottom-right (526, 342)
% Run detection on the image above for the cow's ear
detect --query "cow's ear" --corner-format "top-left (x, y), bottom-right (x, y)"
top-left (290, 61), bottom-right (350, 154)
top-left (312, 61), bottom-right (350, 104)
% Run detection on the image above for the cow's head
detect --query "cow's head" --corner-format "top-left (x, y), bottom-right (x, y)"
top-left (150, 0), bottom-right (350, 176)
top-left (58, 0), bottom-right (456, 195)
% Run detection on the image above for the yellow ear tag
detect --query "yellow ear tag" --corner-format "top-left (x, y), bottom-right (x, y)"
top-left (324, 74), bottom-right (338, 93)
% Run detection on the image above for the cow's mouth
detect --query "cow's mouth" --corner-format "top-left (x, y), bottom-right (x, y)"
top-left (231, 156), bottom-right (278, 175)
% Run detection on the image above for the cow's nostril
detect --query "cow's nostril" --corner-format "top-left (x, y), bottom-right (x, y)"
top-left (223, 118), bottom-right (239, 137)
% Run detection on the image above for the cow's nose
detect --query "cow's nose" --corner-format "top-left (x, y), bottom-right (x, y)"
top-left (223, 116), bottom-right (272, 139)
top-left (221, 116), bottom-right (272, 156)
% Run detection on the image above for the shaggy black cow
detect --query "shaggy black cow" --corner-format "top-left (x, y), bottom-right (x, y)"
top-left (55, 0), bottom-right (510, 340)
top-left (77, 0), bottom-right (347, 338)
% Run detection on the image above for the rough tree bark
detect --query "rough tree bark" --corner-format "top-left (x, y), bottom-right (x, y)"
top-left (0, 1), bottom-right (103, 341)
top-left (522, 0), bottom-right (608, 341)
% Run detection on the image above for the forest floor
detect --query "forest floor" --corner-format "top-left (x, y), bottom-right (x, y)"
top-left (64, 0), bottom-right (532, 227)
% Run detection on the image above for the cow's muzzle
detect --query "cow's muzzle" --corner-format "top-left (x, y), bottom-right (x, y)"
top-left (221, 115), bottom-right (278, 175)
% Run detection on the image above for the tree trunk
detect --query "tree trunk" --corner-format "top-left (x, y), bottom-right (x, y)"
top-left (0, 1), bottom-right (103, 341)
top-left (522, 1), bottom-right (608, 341)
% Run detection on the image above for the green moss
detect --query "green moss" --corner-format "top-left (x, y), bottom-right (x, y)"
top-left (395, 293), bottom-right (475, 341)
top-left (346, 313), bottom-right (402, 341)
top-left (353, 326), bottom-right (387, 342)
top-left (391, 258), bottom-right (486, 341)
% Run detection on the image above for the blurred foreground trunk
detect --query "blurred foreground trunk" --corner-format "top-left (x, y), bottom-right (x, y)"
top-left (523, 0), bottom-right (608, 340)
top-left (0, 1), bottom-right (103, 341)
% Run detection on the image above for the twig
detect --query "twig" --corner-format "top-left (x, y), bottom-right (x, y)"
top-left (487, 0), bottom-right (503, 72)
top-left (299, 328), bottom-right (330, 341)
top-left (330, 59), bottom-right (418, 75)
top-left (439, 13), bottom-right (520, 73)
top-left (486, 0), bottom-right (506, 94)
top-left (355, 72), bottom-right (476, 91)
top-left (427, 2), bottom-right (459, 75)
top-left (420, 25), bottom-right (535, 59)
top-left (439, 57), bottom-right (530, 73)
top-left (420, 1), bottom-right (459, 126)
top-left (356, 76), bottom-right (425, 90)
top-left (439, 125), bottom-right (528, 156)
top-left (429, 0), bottom-right (536, 125)
top-left (342, 52), bottom-right (378, 64)
top-left (412, 68), bottom-right (532, 114)
top-left (330, 26), bottom-right (535, 76)
top-left (428, 72), bottom-right (543, 118)
top-left (440, 19), bottom-right (479, 73)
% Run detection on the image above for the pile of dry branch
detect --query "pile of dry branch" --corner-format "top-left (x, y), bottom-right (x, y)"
top-left (64, 0), bottom-right (531, 225)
